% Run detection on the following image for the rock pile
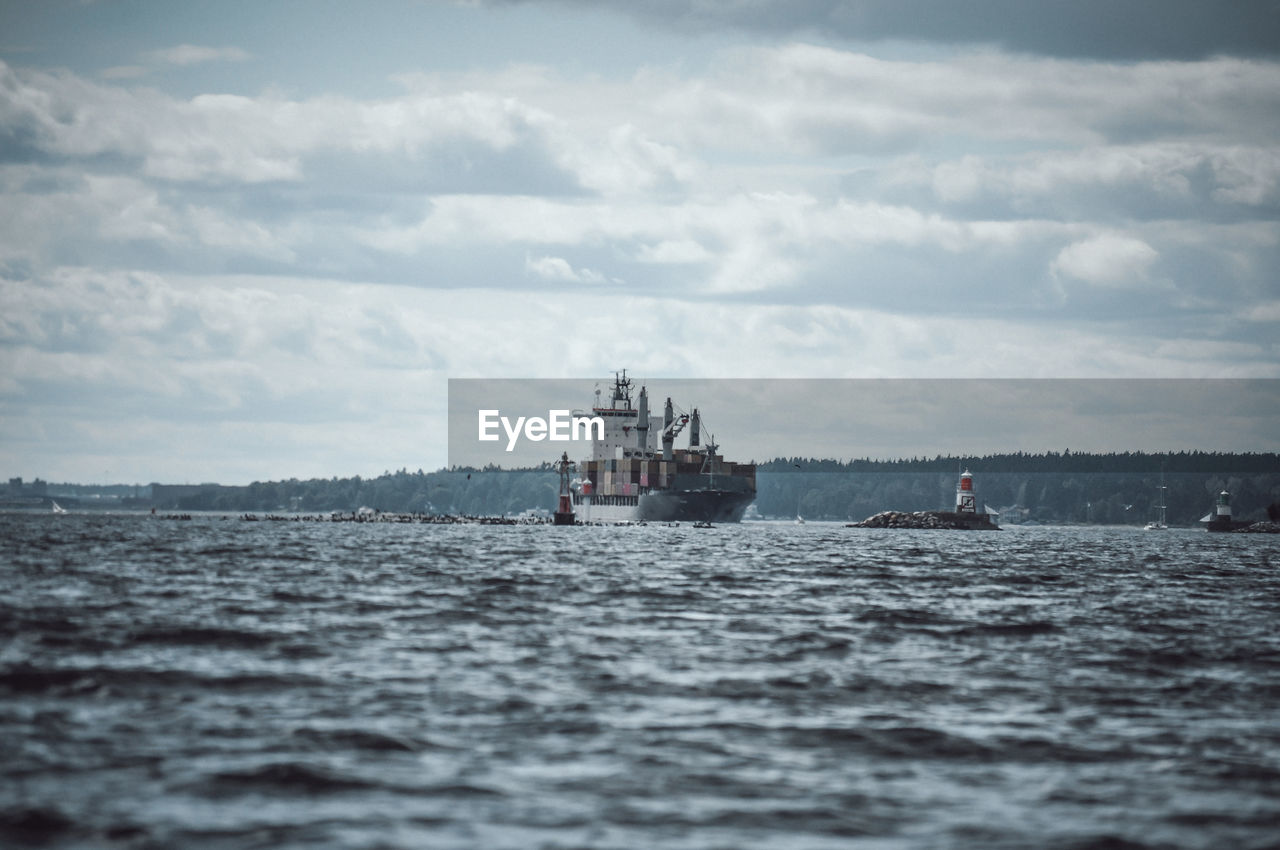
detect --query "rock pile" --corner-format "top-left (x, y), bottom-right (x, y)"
top-left (234, 512), bottom-right (548, 525)
top-left (847, 510), bottom-right (997, 530)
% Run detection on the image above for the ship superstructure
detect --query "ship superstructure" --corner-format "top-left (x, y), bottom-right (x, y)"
top-left (571, 372), bottom-right (756, 523)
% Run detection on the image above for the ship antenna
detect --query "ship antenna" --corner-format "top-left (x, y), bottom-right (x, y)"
top-left (610, 369), bottom-right (634, 408)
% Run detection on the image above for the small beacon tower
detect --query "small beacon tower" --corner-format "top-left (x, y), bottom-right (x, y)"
top-left (956, 469), bottom-right (976, 515)
top-left (1205, 489), bottom-right (1248, 532)
top-left (554, 451), bottom-right (576, 525)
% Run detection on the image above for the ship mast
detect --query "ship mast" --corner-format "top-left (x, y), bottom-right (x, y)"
top-left (608, 370), bottom-right (633, 409)
top-left (636, 384), bottom-right (650, 457)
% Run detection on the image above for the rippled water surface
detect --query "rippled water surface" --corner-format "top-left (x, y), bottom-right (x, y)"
top-left (3, 513), bottom-right (1279, 849)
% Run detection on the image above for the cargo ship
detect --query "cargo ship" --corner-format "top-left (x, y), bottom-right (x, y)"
top-left (570, 372), bottom-right (756, 523)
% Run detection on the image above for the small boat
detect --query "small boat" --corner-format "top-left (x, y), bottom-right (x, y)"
top-left (51, 501), bottom-right (68, 514)
top-left (795, 515), bottom-right (805, 525)
top-left (692, 521), bottom-right (714, 529)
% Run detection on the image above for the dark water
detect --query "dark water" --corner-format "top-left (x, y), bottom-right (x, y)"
top-left (3, 513), bottom-right (1279, 850)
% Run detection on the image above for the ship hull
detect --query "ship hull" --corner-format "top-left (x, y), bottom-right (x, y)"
top-left (638, 489), bottom-right (754, 523)
top-left (578, 489), bottom-right (754, 523)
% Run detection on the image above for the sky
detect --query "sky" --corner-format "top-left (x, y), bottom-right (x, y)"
top-left (1, 0), bottom-right (1278, 483)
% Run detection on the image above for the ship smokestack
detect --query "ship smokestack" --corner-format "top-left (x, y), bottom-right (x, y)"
top-left (663, 397), bottom-right (674, 461)
top-left (690, 407), bottom-right (701, 449)
top-left (637, 386), bottom-right (650, 456)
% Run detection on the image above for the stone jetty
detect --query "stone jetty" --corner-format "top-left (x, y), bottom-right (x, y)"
top-left (847, 510), bottom-right (999, 530)
top-left (1233, 521), bottom-right (1280, 534)
top-left (238, 512), bottom-right (546, 524)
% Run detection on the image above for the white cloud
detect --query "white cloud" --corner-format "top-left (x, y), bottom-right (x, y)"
top-left (8, 46), bottom-right (1279, 194)
top-left (1242, 301), bottom-right (1280, 323)
top-left (0, 173), bottom-right (298, 263)
top-left (560, 122), bottom-right (700, 195)
top-left (87, 176), bottom-right (179, 242)
top-left (652, 46), bottom-right (1280, 155)
top-left (143, 45), bottom-right (250, 66)
top-left (1050, 234), bottom-right (1160, 287)
top-left (634, 239), bottom-right (713, 264)
top-left (1209, 146), bottom-right (1280, 205)
top-left (366, 191), bottom-right (1076, 295)
top-left (0, 61), bottom-right (564, 184)
top-left (525, 254), bottom-right (608, 284)
top-left (920, 143), bottom-right (1280, 214)
top-left (185, 205), bottom-right (297, 262)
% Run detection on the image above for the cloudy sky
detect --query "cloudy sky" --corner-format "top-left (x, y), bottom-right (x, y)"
top-left (2, 1), bottom-right (1278, 483)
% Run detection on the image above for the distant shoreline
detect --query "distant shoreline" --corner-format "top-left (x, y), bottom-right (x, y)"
top-left (7, 453), bottom-right (1279, 527)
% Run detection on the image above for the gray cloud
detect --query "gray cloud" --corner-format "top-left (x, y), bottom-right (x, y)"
top-left (490, 0), bottom-right (1280, 59)
top-left (4, 7), bottom-right (1279, 483)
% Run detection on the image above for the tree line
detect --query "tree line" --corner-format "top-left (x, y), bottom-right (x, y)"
top-left (129, 451), bottom-right (1280, 525)
top-left (759, 451), bottom-right (1280, 474)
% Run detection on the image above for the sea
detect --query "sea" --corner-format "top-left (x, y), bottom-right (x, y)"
top-left (2, 512), bottom-right (1278, 850)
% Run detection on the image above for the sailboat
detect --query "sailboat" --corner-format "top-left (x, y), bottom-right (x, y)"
top-left (793, 464), bottom-right (805, 524)
top-left (51, 500), bottom-right (68, 514)
top-left (1144, 473), bottom-right (1167, 530)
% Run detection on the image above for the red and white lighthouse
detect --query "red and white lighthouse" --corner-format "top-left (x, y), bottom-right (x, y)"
top-left (955, 469), bottom-right (976, 514)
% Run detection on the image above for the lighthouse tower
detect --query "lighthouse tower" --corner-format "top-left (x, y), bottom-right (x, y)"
top-left (1205, 488), bottom-right (1247, 532)
top-left (955, 469), bottom-right (976, 514)
top-left (554, 451), bottom-right (576, 525)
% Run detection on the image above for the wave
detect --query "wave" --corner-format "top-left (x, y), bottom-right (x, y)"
top-left (0, 663), bottom-right (325, 695)
top-left (205, 762), bottom-right (383, 795)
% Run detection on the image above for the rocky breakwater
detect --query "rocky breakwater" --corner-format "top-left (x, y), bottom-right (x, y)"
top-left (233, 512), bottom-right (549, 525)
top-left (1233, 521), bottom-right (1280, 534)
top-left (848, 510), bottom-right (1000, 530)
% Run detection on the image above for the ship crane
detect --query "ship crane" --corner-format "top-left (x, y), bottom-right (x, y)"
top-left (660, 400), bottom-right (702, 447)
top-left (662, 413), bottom-right (690, 442)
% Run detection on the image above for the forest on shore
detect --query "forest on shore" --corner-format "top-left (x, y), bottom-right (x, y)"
top-left (35, 451), bottom-right (1280, 525)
